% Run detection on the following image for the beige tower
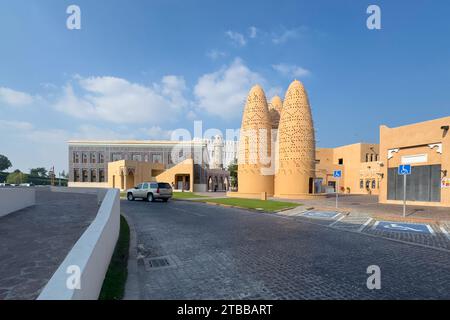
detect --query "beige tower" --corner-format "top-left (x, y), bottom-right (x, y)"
top-left (274, 80), bottom-right (316, 197)
top-left (268, 96), bottom-right (283, 129)
top-left (237, 85), bottom-right (274, 196)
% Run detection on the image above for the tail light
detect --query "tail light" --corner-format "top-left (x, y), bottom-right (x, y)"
top-left (157, 187), bottom-right (160, 193)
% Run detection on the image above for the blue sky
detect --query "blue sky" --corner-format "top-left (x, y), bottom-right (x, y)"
top-left (1, 0), bottom-right (450, 173)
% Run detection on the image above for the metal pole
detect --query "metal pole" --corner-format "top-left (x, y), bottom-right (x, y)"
top-left (403, 174), bottom-right (406, 218)
top-left (336, 179), bottom-right (339, 209)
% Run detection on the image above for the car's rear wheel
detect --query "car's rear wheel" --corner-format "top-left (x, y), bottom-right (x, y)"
top-left (127, 193), bottom-right (135, 201)
top-left (147, 193), bottom-right (154, 202)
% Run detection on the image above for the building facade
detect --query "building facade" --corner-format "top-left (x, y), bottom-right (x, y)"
top-left (68, 140), bottom-right (230, 192)
top-left (315, 143), bottom-right (381, 195)
top-left (379, 117), bottom-right (450, 207)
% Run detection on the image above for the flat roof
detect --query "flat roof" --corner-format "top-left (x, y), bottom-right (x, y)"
top-left (68, 140), bottom-right (207, 146)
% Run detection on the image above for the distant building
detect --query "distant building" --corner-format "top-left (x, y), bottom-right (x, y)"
top-left (315, 143), bottom-right (381, 195)
top-left (204, 136), bottom-right (239, 169)
top-left (68, 140), bottom-right (229, 192)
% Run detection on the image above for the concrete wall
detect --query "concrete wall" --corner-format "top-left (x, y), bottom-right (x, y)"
top-left (50, 186), bottom-right (109, 205)
top-left (38, 188), bottom-right (120, 300)
top-left (68, 182), bottom-right (108, 189)
top-left (0, 188), bottom-right (35, 217)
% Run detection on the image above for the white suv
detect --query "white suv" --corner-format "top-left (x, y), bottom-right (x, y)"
top-left (126, 182), bottom-right (173, 202)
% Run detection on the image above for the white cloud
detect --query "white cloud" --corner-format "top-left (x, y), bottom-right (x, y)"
top-left (206, 49), bottom-right (227, 60)
top-left (249, 26), bottom-right (258, 38)
top-left (272, 27), bottom-right (306, 44)
top-left (53, 75), bottom-right (188, 125)
top-left (194, 58), bottom-right (264, 119)
top-left (266, 86), bottom-right (283, 99)
top-left (0, 87), bottom-right (36, 107)
top-left (139, 126), bottom-right (173, 140)
top-left (225, 31), bottom-right (247, 47)
top-left (272, 63), bottom-right (311, 78)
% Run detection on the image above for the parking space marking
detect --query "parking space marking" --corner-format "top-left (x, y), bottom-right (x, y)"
top-left (357, 218), bottom-right (373, 232)
top-left (372, 221), bottom-right (434, 235)
top-left (329, 215), bottom-right (346, 227)
top-left (301, 211), bottom-right (341, 219)
top-left (439, 226), bottom-right (450, 240)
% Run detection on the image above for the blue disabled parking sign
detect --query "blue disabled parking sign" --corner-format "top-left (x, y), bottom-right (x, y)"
top-left (398, 164), bottom-right (411, 175)
top-left (373, 221), bottom-right (433, 235)
top-left (333, 170), bottom-right (342, 178)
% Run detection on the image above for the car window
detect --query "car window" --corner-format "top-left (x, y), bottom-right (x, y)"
top-left (158, 183), bottom-right (171, 189)
top-left (151, 183), bottom-right (158, 189)
top-left (142, 183), bottom-right (148, 189)
top-left (136, 183), bottom-right (143, 189)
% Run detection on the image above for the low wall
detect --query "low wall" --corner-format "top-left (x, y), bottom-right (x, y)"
top-left (68, 182), bottom-right (109, 189)
top-left (50, 186), bottom-right (110, 205)
top-left (38, 188), bottom-right (120, 300)
top-left (0, 188), bottom-right (36, 217)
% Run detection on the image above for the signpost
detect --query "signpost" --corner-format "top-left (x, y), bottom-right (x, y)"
top-left (398, 164), bottom-right (412, 218)
top-left (333, 170), bottom-right (342, 209)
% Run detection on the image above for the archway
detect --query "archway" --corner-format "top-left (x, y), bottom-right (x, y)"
top-left (208, 176), bottom-right (213, 191)
top-left (213, 176), bottom-right (218, 192)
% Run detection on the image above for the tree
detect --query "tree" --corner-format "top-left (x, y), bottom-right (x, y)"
top-left (29, 167), bottom-right (48, 177)
top-left (6, 170), bottom-right (28, 184)
top-left (0, 154), bottom-right (12, 172)
top-left (227, 159), bottom-right (238, 189)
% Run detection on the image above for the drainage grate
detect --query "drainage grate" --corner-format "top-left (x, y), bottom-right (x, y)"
top-left (143, 255), bottom-right (181, 271)
top-left (148, 258), bottom-right (170, 268)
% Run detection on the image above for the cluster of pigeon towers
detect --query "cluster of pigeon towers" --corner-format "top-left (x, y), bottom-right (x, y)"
top-left (235, 80), bottom-right (317, 199)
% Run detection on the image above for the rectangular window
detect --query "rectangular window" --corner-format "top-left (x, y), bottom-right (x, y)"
top-left (152, 154), bottom-right (162, 164)
top-left (99, 153), bottom-right (104, 163)
top-left (112, 153), bottom-right (122, 161)
top-left (132, 154), bottom-right (142, 161)
top-left (99, 169), bottom-right (105, 182)
top-left (338, 158), bottom-right (344, 165)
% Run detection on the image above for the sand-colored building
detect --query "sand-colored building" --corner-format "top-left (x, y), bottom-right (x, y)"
top-left (379, 117), bottom-right (450, 207)
top-left (315, 143), bottom-right (381, 195)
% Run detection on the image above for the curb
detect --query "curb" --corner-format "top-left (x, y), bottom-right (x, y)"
top-left (122, 212), bottom-right (141, 300)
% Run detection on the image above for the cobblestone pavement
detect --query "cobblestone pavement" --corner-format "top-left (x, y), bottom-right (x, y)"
top-left (0, 189), bottom-right (98, 299)
top-left (123, 199), bottom-right (450, 300)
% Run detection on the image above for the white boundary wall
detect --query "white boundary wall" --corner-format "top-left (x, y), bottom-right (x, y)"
top-left (38, 188), bottom-right (120, 300)
top-left (0, 188), bottom-right (35, 217)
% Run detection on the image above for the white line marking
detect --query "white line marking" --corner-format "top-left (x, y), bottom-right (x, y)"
top-left (329, 215), bottom-right (345, 227)
top-left (371, 220), bottom-right (380, 230)
top-left (439, 226), bottom-right (450, 240)
top-left (426, 225), bottom-right (435, 235)
top-left (172, 206), bottom-right (205, 217)
top-left (357, 218), bottom-right (373, 233)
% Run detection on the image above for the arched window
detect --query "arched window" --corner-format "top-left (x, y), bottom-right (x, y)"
top-left (371, 180), bottom-right (376, 189)
top-left (360, 180), bottom-right (364, 189)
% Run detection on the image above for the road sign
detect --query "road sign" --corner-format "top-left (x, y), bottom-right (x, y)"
top-left (333, 170), bottom-right (342, 178)
top-left (302, 211), bottom-right (341, 219)
top-left (373, 221), bottom-right (433, 235)
top-left (398, 164), bottom-right (411, 175)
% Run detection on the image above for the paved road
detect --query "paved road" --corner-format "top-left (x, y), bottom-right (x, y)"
top-left (123, 199), bottom-right (450, 300)
top-left (0, 189), bottom-right (98, 300)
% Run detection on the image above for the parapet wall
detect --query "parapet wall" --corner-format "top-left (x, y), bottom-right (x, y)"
top-left (0, 187), bottom-right (36, 217)
top-left (37, 188), bottom-right (120, 300)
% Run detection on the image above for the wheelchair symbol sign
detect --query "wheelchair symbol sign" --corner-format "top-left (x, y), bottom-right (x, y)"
top-left (398, 164), bottom-right (411, 175)
top-left (333, 170), bottom-right (342, 178)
